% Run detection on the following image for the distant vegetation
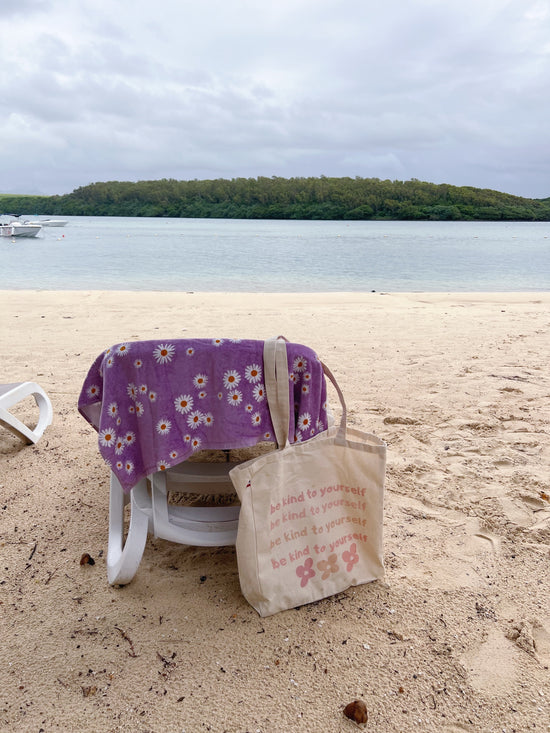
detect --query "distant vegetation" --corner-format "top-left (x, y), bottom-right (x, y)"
top-left (2, 177), bottom-right (550, 220)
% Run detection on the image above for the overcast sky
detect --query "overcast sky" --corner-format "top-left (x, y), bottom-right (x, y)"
top-left (1, 0), bottom-right (549, 198)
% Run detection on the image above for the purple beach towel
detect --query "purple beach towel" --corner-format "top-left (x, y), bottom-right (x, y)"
top-left (78, 338), bottom-right (329, 492)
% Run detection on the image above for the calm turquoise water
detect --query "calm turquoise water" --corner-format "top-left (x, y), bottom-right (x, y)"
top-left (1, 216), bottom-right (549, 291)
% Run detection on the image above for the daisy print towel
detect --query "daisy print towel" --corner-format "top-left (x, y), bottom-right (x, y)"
top-left (79, 339), bottom-right (329, 492)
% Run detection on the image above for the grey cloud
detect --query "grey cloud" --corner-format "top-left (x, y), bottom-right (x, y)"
top-left (0, 0), bottom-right (48, 16)
top-left (1, 0), bottom-right (549, 197)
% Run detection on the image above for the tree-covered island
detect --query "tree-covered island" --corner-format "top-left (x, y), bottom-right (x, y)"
top-left (1, 176), bottom-right (550, 220)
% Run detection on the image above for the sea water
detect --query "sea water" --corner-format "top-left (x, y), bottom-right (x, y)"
top-left (1, 216), bottom-right (549, 291)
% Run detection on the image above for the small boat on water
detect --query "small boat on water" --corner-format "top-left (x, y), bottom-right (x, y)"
top-left (0, 221), bottom-right (42, 238)
top-left (28, 219), bottom-right (68, 227)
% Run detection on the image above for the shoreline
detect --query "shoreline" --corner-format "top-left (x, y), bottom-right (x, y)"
top-left (1, 289), bottom-right (549, 731)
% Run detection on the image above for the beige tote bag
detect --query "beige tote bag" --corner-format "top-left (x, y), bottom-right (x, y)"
top-left (230, 337), bottom-right (386, 617)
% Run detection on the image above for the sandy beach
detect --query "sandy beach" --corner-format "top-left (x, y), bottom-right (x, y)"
top-left (1, 289), bottom-right (549, 733)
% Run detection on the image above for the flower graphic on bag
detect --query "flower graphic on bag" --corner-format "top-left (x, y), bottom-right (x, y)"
top-left (342, 543), bottom-right (360, 572)
top-left (296, 557), bottom-right (316, 587)
top-left (317, 554), bottom-right (339, 580)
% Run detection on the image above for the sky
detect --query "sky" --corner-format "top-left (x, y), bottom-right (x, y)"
top-left (1, 0), bottom-right (549, 199)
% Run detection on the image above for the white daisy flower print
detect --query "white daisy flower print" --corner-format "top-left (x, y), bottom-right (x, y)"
top-left (157, 460), bottom-right (170, 472)
top-left (134, 401), bottom-right (144, 417)
top-left (116, 343), bottom-right (130, 357)
top-left (105, 356), bottom-right (115, 368)
top-left (139, 384), bottom-right (148, 396)
top-left (99, 428), bottom-right (116, 447)
top-left (212, 338), bottom-right (224, 346)
top-left (193, 374), bottom-right (208, 389)
top-left (301, 384), bottom-right (310, 395)
top-left (184, 434), bottom-right (192, 444)
top-left (191, 437), bottom-right (202, 451)
top-left (303, 372), bottom-right (312, 382)
top-left (228, 390), bottom-right (243, 406)
top-left (264, 431), bottom-right (272, 440)
top-left (186, 347), bottom-right (195, 356)
top-left (154, 343), bottom-right (175, 364)
top-left (116, 460), bottom-right (124, 471)
top-left (87, 384), bottom-right (100, 399)
top-left (245, 364), bottom-right (262, 383)
top-left (170, 450), bottom-right (178, 460)
top-left (107, 402), bottom-right (118, 417)
top-left (198, 390), bottom-right (207, 400)
top-left (289, 372), bottom-right (297, 383)
top-left (251, 412), bottom-right (262, 426)
top-left (156, 419), bottom-right (171, 435)
top-left (127, 383), bottom-right (138, 400)
top-left (114, 437), bottom-right (126, 455)
top-left (203, 412), bottom-right (214, 427)
top-left (298, 413), bottom-right (312, 431)
top-left (148, 391), bottom-right (157, 402)
top-left (116, 417), bottom-right (121, 426)
top-left (174, 394), bottom-right (193, 414)
top-left (293, 356), bottom-right (307, 372)
top-left (125, 460), bottom-right (134, 474)
top-left (187, 411), bottom-right (203, 429)
top-left (253, 384), bottom-right (265, 402)
top-left (223, 370), bottom-right (241, 389)
top-left (245, 403), bottom-right (254, 413)
top-left (134, 358), bottom-right (143, 369)
top-left (124, 432), bottom-right (136, 447)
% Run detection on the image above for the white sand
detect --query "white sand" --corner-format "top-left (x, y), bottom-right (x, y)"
top-left (1, 290), bottom-right (549, 732)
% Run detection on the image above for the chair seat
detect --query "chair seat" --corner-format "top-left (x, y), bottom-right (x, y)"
top-left (164, 459), bottom-right (242, 495)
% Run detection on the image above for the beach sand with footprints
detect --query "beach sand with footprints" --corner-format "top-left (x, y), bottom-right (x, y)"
top-left (1, 290), bottom-right (549, 731)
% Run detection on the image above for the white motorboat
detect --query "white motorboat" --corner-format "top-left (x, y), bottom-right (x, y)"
top-left (0, 221), bottom-right (42, 237)
top-left (29, 219), bottom-right (68, 227)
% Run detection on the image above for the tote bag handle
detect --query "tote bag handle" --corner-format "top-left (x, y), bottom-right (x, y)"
top-left (263, 336), bottom-right (291, 448)
top-left (263, 336), bottom-right (349, 446)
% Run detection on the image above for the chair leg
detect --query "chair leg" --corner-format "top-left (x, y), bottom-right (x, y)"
top-left (0, 406), bottom-right (36, 444)
top-left (31, 385), bottom-right (54, 442)
top-left (150, 468), bottom-right (170, 537)
top-left (107, 473), bottom-right (150, 585)
top-left (0, 382), bottom-right (53, 445)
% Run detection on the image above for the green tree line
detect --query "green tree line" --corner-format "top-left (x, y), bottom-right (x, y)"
top-left (2, 176), bottom-right (550, 220)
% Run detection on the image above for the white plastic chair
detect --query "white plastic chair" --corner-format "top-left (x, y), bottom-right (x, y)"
top-left (0, 382), bottom-right (53, 444)
top-left (107, 459), bottom-right (241, 585)
top-left (81, 337), bottom-right (331, 586)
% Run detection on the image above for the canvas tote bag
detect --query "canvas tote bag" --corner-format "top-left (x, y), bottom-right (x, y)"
top-left (229, 337), bottom-right (386, 617)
